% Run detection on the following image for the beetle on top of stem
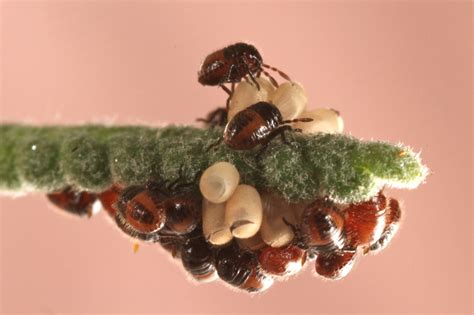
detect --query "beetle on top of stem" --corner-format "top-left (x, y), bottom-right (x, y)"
top-left (210, 101), bottom-right (312, 155)
top-left (198, 42), bottom-right (291, 110)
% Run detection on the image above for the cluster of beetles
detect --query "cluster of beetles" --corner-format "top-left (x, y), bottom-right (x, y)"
top-left (46, 43), bottom-right (402, 292)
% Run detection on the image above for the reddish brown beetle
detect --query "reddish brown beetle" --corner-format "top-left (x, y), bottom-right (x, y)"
top-left (146, 171), bottom-right (202, 235)
top-left (180, 233), bottom-right (217, 282)
top-left (198, 42), bottom-right (290, 109)
top-left (368, 197), bottom-right (402, 253)
top-left (215, 242), bottom-right (273, 292)
top-left (114, 185), bottom-right (166, 241)
top-left (258, 244), bottom-right (307, 276)
top-left (214, 101), bottom-right (311, 152)
top-left (299, 198), bottom-right (346, 252)
top-left (342, 192), bottom-right (388, 251)
top-left (162, 193), bottom-right (201, 235)
top-left (47, 186), bottom-right (97, 218)
top-left (278, 197), bottom-right (356, 280)
top-left (315, 250), bottom-right (357, 280)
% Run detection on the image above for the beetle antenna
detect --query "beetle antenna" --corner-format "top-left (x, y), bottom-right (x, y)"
top-left (261, 69), bottom-right (279, 87)
top-left (281, 118), bottom-right (313, 124)
top-left (262, 63), bottom-right (291, 81)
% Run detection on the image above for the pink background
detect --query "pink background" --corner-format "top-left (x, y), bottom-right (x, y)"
top-left (0, 1), bottom-right (472, 314)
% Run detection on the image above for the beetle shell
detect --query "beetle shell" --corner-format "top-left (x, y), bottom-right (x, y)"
top-left (216, 243), bottom-right (273, 292)
top-left (343, 193), bottom-right (387, 248)
top-left (315, 251), bottom-right (357, 280)
top-left (116, 185), bottom-right (166, 234)
top-left (301, 200), bottom-right (345, 251)
top-left (368, 198), bottom-right (402, 253)
top-left (259, 245), bottom-right (307, 276)
top-left (47, 187), bottom-right (97, 217)
top-left (198, 43), bottom-right (262, 86)
top-left (224, 102), bottom-right (282, 150)
top-left (114, 212), bottom-right (161, 242)
top-left (164, 194), bottom-right (201, 235)
top-left (215, 243), bottom-right (253, 286)
top-left (158, 231), bottom-right (184, 258)
top-left (181, 236), bottom-right (217, 281)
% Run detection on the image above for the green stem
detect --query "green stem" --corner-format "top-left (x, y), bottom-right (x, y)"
top-left (0, 124), bottom-right (427, 203)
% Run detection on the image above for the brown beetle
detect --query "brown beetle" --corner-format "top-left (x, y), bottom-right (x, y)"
top-left (258, 244), bottom-right (307, 276)
top-left (114, 185), bottom-right (166, 241)
top-left (315, 250), bottom-right (357, 280)
top-left (368, 197), bottom-right (402, 253)
top-left (180, 233), bottom-right (217, 282)
top-left (198, 42), bottom-right (290, 108)
top-left (146, 171), bottom-right (202, 235)
top-left (342, 192), bottom-right (388, 251)
top-left (47, 186), bottom-right (97, 218)
top-left (279, 197), bottom-right (356, 280)
top-left (299, 198), bottom-right (346, 252)
top-left (215, 242), bottom-right (273, 292)
top-left (217, 101), bottom-right (312, 152)
top-left (162, 193), bottom-right (201, 235)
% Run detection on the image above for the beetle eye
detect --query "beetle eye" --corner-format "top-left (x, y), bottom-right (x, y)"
top-left (118, 186), bottom-right (166, 234)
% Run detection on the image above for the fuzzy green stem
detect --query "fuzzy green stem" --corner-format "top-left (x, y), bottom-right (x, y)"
top-left (0, 124), bottom-right (427, 203)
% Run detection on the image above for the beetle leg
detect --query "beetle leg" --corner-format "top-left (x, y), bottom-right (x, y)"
top-left (315, 250), bottom-right (357, 280)
top-left (247, 70), bottom-right (261, 90)
top-left (166, 166), bottom-right (186, 191)
top-left (206, 136), bottom-right (223, 152)
top-left (147, 183), bottom-right (171, 199)
top-left (256, 125), bottom-right (293, 159)
top-left (220, 84), bottom-right (232, 95)
top-left (171, 169), bottom-right (203, 192)
top-left (276, 125), bottom-right (293, 145)
top-left (196, 107), bottom-right (228, 128)
top-left (220, 83), bottom-right (235, 110)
